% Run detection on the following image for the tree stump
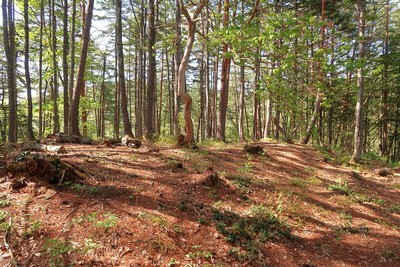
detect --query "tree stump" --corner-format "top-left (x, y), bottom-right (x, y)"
top-left (201, 167), bottom-right (220, 187)
top-left (244, 145), bottom-right (264, 154)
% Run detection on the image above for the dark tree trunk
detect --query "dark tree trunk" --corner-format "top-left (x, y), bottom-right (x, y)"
top-left (51, 0), bottom-right (59, 134)
top-left (146, 0), bottom-right (157, 138)
top-left (217, 0), bottom-right (231, 141)
top-left (62, 0), bottom-right (69, 134)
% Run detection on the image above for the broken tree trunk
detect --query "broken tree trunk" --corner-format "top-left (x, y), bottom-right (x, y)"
top-left (55, 134), bottom-right (92, 144)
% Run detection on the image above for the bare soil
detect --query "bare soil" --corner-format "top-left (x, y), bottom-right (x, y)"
top-left (1, 141), bottom-right (399, 266)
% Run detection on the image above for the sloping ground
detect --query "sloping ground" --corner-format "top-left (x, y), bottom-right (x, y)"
top-left (0, 141), bottom-right (399, 266)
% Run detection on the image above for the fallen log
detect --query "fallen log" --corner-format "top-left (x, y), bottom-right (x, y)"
top-left (55, 134), bottom-right (92, 144)
top-left (22, 141), bottom-right (67, 154)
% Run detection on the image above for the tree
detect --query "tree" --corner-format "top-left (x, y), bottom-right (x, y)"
top-left (116, 0), bottom-right (134, 137)
top-left (62, 0), bottom-right (69, 134)
top-left (69, 0), bottom-right (95, 136)
top-left (177, 0), bottom-right (208, 145)
top-left (352, 0), bottom-right (365, 162)
top-left (217, 0), bottom-right (231, 141)
top-left (146, 0), bottom-right (156, 138)
top-left (24, 0), bottom-right (35, 140)
top-left (2, 0), bottom-right (17, 142)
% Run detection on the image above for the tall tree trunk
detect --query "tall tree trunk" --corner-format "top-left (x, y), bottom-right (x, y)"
top-left (62, 0), bottom-right (69, 134)
top-left (146, 0), bottom-right (156, 138)
top-left (51, 0), bottom-right (59, 134)
top-left (173, 0), bottom-right (182, 136)
top-left (380, 0), bottom-right (389, 156)
top-left (69, 0), bottom-right (76, 105)
top-left (116, 0), bottom-right (134, 137)
top-left (69, 0), bottom-right (95, 136)
top-left (177, 0), bottom-right (208, 145)
top-left (80, 2), bottom-right (87, 136)
top-left (238, 64), bottom-right (246, 142)
top-left (24, 0), bottom-right (35, 140)
top-left (352, 0), bottom-right (365, 162)
top-left (38, 0), bottom-right (44, 137)
top-left (2, 0), bottom-right (17, 142)
top-left (217, 0), bottom-right (231, 141)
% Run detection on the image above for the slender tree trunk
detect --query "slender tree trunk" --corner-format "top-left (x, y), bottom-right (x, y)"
top-left (2, 0), bottom-right (17, 142)
top-left (238, 64), bottom-right (246, 142)
top-left (177, 0), bottom-right (208, 145)
top-left (173, 0), bottom-right (182, 135)
top-left (352, 0), bottom-right (365, 162)
top-left (38, 0), bottom-right (44, 137)
top-left (217, 0), bottom-right (231, 141)
top-left (380, 0), bottom-right (389, 156)
top-left (24, 0), bottom-right (35, 140)
top-left (63, 0), bottom-right (69, 134)
top-left (69, 0), bottom-right (76, 107)
top-left (146, 0), bottom-right (156, 138)
top-left (69, 0), bottom-right (95, 136)
top-left (51, 0), bottom-right (59, 134)
top-left (80, 2), bottom-right (87, 136)
top-left (116, 0), bottom-right (134, 137)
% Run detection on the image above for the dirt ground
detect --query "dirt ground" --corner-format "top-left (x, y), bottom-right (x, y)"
top-left (0, 140), bottom-right (399, 266)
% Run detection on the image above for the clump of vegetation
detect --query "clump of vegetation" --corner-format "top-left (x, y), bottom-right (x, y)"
top-left (0, 211), bottom-right (11, 233)
top-left (0, 196), bottom-right (11, 207)
top-left (227, 174), bottom-right (252, 193)
top-left (43, 238), bottom-right (75, 267)
top-left (70, 212), bottom-right (119, 231)
top-left (22, 219), bottom-right (42, 237)
top-left (328, 180), bottom-right (354, 196)
top-left (213, 205), bottom-right (290, 258)
top-left (185, 245), bottom-right (213, 263)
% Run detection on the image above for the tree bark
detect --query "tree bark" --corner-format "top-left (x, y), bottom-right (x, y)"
top-left (69, 0), bottom-right (95, 136)
top-left (2, 0), bottom-right (17, 143)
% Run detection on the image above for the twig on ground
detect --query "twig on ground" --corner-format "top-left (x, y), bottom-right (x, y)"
top-left (4, 218), bottom-right (17, 267)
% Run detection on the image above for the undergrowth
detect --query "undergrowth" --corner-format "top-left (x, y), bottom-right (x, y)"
top-left (212, 205), bottom-right (290, 260)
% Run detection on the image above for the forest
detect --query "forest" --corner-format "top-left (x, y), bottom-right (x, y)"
top-left (1, 1), bottom-right (400, 266)
top-left (0, 0), bottom-right (399, 162)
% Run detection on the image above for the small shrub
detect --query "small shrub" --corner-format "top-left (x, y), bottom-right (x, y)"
top-left (213, 207), bottom-right (290, 255)
top-left (43, 238), bottom-right (75, 267)
top-left (0, 199), bottom-right (11, 208)
top-left (328, 181), bottom-right (354, 196)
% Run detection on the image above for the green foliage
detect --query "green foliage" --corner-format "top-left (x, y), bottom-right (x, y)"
top-left (230, 175), bottom-right (252, 193)
top-left (328, 180), bottom-right (354, 196)
top-left (70, 212), bottom-right (119, 231)
top-left (185, 245), bottom-right (213, 262)
top-left (0, 198), bottom-right (11, 208)
top-left (0, 211), bottom-right (11, 233)
top-left (22, 220), bottom-right (42, 237)
top-left (212, 206), bottom-right (290, 256)
top-left (43, 238), bottom-right (75, 267)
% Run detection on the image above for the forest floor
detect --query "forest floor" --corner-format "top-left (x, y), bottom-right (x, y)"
top-left (0, 140), bottom-right (399, 267)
